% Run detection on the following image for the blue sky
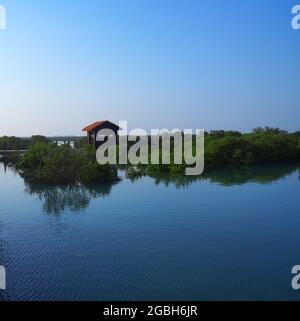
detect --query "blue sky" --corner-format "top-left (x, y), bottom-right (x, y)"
top-left (0, 0), bottom-right (299, 136)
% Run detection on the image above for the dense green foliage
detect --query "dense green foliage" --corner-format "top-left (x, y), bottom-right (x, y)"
top-left (0, 136), bottom-right (31, 150)
top-left (205, 131), bottom-right (299, 166)
top-left (206, 128), bottom-right (300, 165)
top-left (8, 127), bottom-right (300, 183)
top-left (0, 135), bottom-right (50, 150)
top-left (17, 143), bottom-right (118, 184)
top-left (126, 128), bottom-right (300, 175)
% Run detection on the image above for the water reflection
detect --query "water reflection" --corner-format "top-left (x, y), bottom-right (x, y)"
top-left (1, 161), bottom-right (299, 214)
top-left (126, 163), bottom-right (300, 188)
top-left (0, 158), bottom-right (17, 174)
top-left (24, 179), bottom-right (119, 214)
top-left (202, 164), bottom-right (300, 186)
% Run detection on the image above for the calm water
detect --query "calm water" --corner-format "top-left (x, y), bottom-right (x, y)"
top-left (0, 161), bottom-right (300, 301)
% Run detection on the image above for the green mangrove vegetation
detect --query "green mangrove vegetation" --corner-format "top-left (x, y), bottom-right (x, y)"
top-left (17, 143), bottom-right (118, 185)
top-left (10, 127), bottom-right (300, 184)
top-left (126, 127), bottom-right (300, 176)
top-left (0, 135), bottom-right (50, 150)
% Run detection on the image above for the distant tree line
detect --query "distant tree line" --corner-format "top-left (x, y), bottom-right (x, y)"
top-left (0, 135), bottom-right (87, 151)
top-left (0, 135), bottom-right (48, 150)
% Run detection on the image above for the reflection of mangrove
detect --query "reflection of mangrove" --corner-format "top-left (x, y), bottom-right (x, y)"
top-left (125, 163), bottom-right (300, 188)
top-left (201, 164), bottom-right (300, 186)
top-left (24, 179), bottom-right (120, 214)
top-left (0, 158), bottom-right (19, 173)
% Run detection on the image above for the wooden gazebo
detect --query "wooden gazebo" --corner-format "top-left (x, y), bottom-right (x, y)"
top-left (82, 121), bottom-right (120, 148)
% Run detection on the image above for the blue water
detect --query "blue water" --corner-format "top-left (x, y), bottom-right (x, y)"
top-left (0, 162), bottom-right (300, 301)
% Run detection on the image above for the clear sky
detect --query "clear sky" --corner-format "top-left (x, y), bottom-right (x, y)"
top-left (0, 0), bottom-right (299, 136)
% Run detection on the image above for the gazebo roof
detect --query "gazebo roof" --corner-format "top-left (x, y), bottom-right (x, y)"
top-left (82, 121), bottom-right (120, 133)
top-left (82, 121), bottom-right (106, 132)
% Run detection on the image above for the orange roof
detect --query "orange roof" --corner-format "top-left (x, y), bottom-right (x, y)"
top-left (82, 121), bottom-right (106, 132)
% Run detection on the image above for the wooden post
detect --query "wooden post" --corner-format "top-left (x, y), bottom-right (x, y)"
top-left (94, 132), bottom-right (97, 149)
